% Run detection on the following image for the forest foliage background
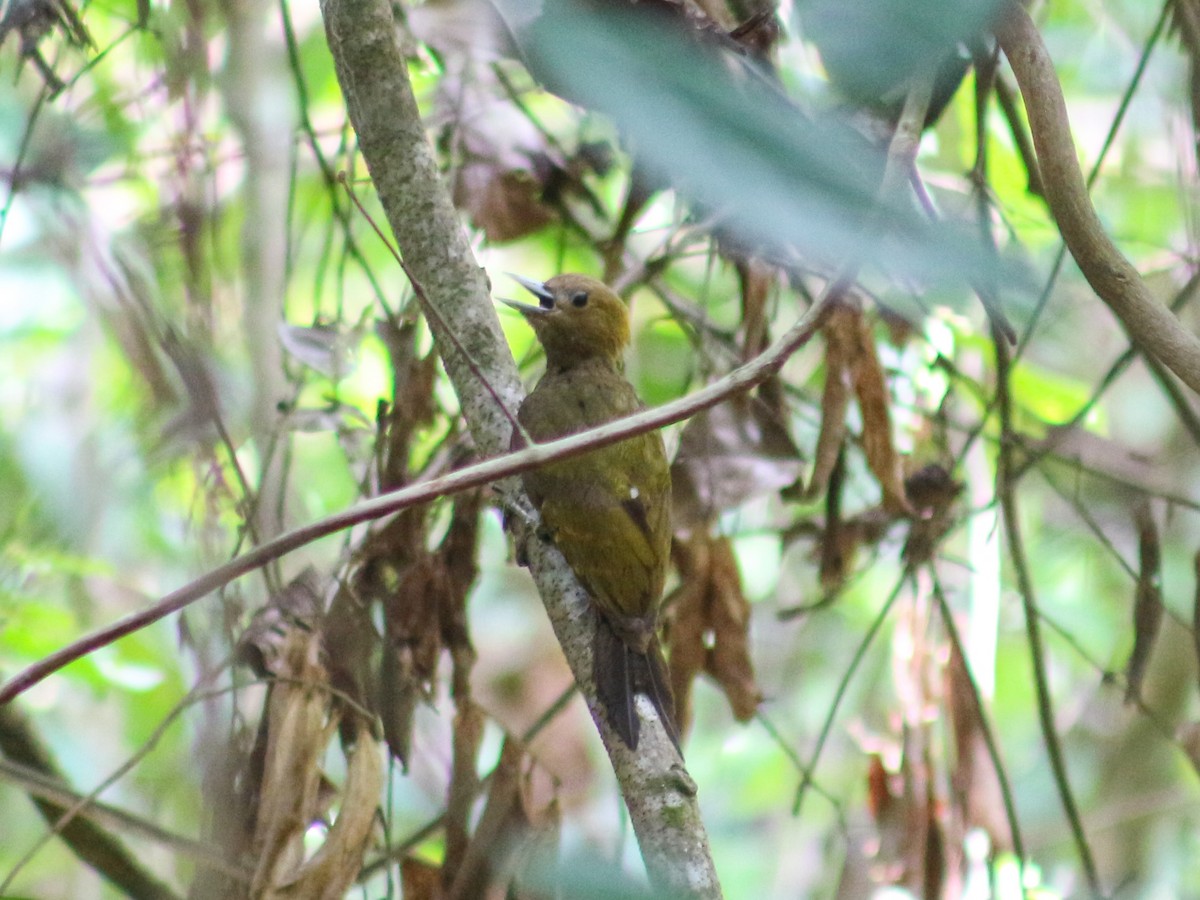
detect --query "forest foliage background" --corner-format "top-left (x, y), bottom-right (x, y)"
top-left (2, 0), bottom-right (1200, 897)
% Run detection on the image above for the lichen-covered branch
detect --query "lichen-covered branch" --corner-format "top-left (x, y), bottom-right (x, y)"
top-left (317, 0), bottom-right (721, 892)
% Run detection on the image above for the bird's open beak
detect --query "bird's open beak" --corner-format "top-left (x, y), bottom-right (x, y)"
top-left (499, 274), bottom-right (555, 316)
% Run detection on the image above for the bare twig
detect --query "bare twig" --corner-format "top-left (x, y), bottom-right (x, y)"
top-left (0, 294), bottom-right (831, 706)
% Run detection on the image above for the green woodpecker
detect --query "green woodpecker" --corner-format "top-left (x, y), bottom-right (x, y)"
top-left (502, 273), bottom-right (677, 750)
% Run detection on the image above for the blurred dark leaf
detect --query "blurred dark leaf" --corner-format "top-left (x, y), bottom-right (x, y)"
top-left (0, 0), bottom-right (92, 94)
top-left (798, 0), bottom-right (994, 121)
top-left (494, 0), bottom-right (1012, 285)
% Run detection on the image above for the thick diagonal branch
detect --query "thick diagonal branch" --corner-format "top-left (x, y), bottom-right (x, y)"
top-left (996, 2), bottom-right (1200, 394)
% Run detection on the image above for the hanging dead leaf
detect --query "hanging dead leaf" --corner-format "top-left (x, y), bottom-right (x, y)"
top-left (379, 552), bottom-right (447, 767)
top-left (733, 254), bottom-right (790, 416)
top-left (671, 396), bottom-right (804, 527)
top-left (806, 303), bottom-right (911, 514)
top-left (454, 163), bottom-right (556, 243)
top-left (666, 532), bottom-right (762, 735)
top-left (1125, 501), bottom-right (1163, 705)
top-left (804, 305), bottom-right (853, 501)
top-left (325, 326), bottom-right (479, 768)
top-left (241, 576), bottom-right (339, 899)
top-left (817, 446), bottom-right (850, 593)
top-left (439, 487), bottom-right (484, 701)
top-left (848, 314), bottom-right (910, 516)
top-left (376, 320), bottom-right (439, 482)
top-left (736, 255), bottom-right (774, 360)
top-left (322, 580), bottom-right (382, 740)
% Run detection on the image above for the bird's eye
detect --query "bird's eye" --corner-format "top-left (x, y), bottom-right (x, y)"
top-left (572, 291), bottom-right (589, 308)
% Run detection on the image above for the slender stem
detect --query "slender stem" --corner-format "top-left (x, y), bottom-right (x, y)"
top-left (929, 573), bottom-right (1026, 865)
top-left (792, 575), bottom-right (905, 817)
top-left (993, 322), bottom-right (1101, 894)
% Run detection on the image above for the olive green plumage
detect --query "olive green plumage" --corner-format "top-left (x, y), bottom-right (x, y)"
top-left (504, 274), bottom-right (678, 750)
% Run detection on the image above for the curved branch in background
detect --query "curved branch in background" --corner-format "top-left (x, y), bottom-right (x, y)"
top-left (995, 2), bottom-right (1200, 395)
top-left (318, 0), bottom-right (720, 893)
top-left (0, 705), bottom-right (182, 900)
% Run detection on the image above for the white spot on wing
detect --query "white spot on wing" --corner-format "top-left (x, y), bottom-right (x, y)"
top-left (629, 487), bottom-right (640, 499)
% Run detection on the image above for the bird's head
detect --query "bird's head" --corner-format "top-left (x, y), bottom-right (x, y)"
top-left (501, 273), bottom-right (631, 368)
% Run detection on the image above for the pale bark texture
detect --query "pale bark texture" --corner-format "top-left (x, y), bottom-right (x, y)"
top-left (319, 0), bottom-right (722, 893)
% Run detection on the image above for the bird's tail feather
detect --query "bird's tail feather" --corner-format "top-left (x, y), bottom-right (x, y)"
top-left (593, 620), bottom-right (680, 753)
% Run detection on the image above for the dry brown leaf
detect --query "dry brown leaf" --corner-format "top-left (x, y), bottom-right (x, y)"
top-left (847, 311), bottom-right (910, 515)
top-left (807, 304), bottom-right (911, 514)
top-left (244, 578), bottom-right (338, 898)
top-left (666, 539), bottom-right (708, 736)
top-left (322, 585), bottom-right (381, 746)
top-left (805, 306), bottom-right (854, 500)
top-left (401, 857), bottom-right (444, 900)
top-left (817, 446), bottom-right (850, 593)
top-left (1125, 501), bottom-right (1164, 705)
top-left (444, 700), bottom-right (485, 885)
top-left (277, 721), bottom-right (384, 900)
top-left (736, 255), bottom-right (773, 360)
top-left (667, 532), bottom-right (762, 735)
top-left (671, 396), bottom-right (804, 527)
top-left (454, 164), bottom-right (556, 243)
top-left (411, 1), bottom-right (614, 245)
top-left (379, 553), bottom-right (446, 766)
top-left (447, 738), bottom-right (528, 900)
top-left (439, 488), bottom-right (483, 700)
top-left (705, 536), bottom-right (760, 720)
